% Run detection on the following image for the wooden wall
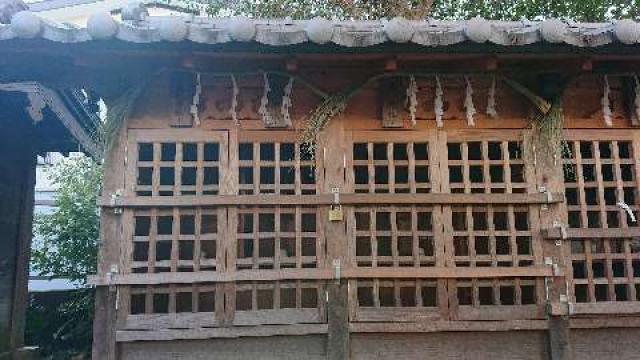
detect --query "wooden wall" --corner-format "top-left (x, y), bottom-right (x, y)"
top-left (94, 68), bottom-right (640, 359)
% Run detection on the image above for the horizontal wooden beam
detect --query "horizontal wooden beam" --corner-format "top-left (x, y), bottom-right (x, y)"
top-left (99, 192), bottom-right (564, 208)
top-left (116, 324), bottom-right (328, 342)
top-left (350, 320), bottom-right (549, 333)
top-left (570, 302), bottom-right (640, 315)
top-left (542, 227), bottom-right (640, 240)
top-left (570, 316), bottom-right (640, 329)
top-left (88, 266), bottom-right (553, 286)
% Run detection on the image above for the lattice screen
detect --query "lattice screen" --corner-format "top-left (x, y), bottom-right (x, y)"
top-left (564, 137), bottom-right (640, 303)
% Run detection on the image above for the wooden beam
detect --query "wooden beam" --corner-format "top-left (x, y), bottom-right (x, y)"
top-left (88, 266), bottom-right (554, 286)
top-left (548, 317), bottom-right (572, 360)
top-left (542, 227), bottom-right (640, 240)
top-left (350, 320), bottom-right (549, 333)
top-left (571, 302), bottom-right (640, 315)
top-left (100, 192), bottom-right (565, 208)
top-left (116, 324), bottom-right (328, 342)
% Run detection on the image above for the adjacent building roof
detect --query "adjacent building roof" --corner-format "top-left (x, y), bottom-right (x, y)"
top-left (1, 10), bottom-right (639, 48)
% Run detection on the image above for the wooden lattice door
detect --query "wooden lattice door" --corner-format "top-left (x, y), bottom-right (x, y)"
top-left (345, 129), bottom-right (549, 323)
top-left (560, 131), bottom-right (640, 314)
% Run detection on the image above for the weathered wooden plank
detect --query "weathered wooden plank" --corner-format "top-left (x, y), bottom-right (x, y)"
top-left (542, 227), bottom-right (640, 239)
top-left (571, 302), bottom-right (640, 315)
top-left (349, 320), bottom-right (549, 333)
top-left (233, 309), bottom-right (323, 326)
top-left (88, 266), bottom-right (554, 286)
top-left (100, 192), bottom-right (565, 207)
top-left (116, 324), bottom-right (329, 342)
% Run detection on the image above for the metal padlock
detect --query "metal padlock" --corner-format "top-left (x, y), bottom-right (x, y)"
top-left (329, 204), bottom-right (344, 221)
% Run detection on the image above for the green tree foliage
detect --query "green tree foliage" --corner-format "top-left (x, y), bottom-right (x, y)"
top-left (205, 0), bottom-right (639, 21)
top-left (27, 155), bottom-right (102, 359)
top-left (32, 154), bottom-right (102, 283)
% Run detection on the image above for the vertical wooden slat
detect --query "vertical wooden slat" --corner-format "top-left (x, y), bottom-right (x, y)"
top-left (321, 119), bottom-right (349, 360)
top-left (530, 128), bottom-right (572, 360)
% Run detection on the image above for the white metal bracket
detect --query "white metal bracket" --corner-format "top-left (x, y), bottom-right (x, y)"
top-left (110, 189), bottom-right (123, 214)
top-left (332, 259), bottom-right (341, 282)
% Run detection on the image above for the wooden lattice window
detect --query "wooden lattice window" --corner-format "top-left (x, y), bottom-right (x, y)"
top-left (571, 238), bottom-right (640, 302)
top-left (232, 280), bottom-right (325, 325)
top-left (356, 279), bottom-right (439, 308)
top-left (447, 206), bottom-right (535, 267)
top-left (238, 141), bottom-right (316, 195)
top-left (351, 278), bottom-right (444, 322)
top-left (446, 140), bottom-right (526, 194)
top-left (454, 278), bottom-right (538, 307)
top-left (350, 206), bottom-right (437, 267)
top-left (234, 207), bottom-right (322, 270)
top-left (130, 208), bottom-right (224, 273)
top-left (130, 130), bottom-right (227, 197)
top-left (351, 141), bottom-right (431, 194)
top-left (127, 284), bottom-right (220, 329)
top-left (564, 140), bottom-right (639, 229)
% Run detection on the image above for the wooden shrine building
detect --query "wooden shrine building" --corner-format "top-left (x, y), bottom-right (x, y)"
top-left (3, 8), bottom-right (640, 359)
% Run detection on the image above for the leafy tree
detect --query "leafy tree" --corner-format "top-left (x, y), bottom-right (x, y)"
top-left (27, 154), bottom-right (102, 359)
top-left (31, 154), bottom-right (102, 283)
top-left (204, 0), bottom-right (639, 21)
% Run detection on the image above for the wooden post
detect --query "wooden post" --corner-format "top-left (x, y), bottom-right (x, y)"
top-left (548, 316), bottom-right (571, 360)
top-left (0, 110), bottom-right (36, 357)
top-left (321, 119), bottom-right (350, 359)
top-left (92, 125), bottom-right (128, 360)
top-left (528, 127), bottom-right (573, 360)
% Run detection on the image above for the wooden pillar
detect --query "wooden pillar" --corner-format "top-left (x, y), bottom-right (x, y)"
top-left (92, 125), bottom-right (127, 360)
top-left (529, 127), bottom-right (573, 360)
top-left (0, 110), bottom-right (36, 356)
top-left (320, 119), bottom-right (350, 360)
top-left (548, 316), bottom-right (571, 360)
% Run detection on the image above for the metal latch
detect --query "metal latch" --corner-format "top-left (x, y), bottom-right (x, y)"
top-left (539, 185), bottom-right (552, 210)
top-left (333, 259), bottom-right (341, 281)
top-left (553, 220), bottom-right (567, 246)
top-left (110, 189), bottom-right (123, 214)
top-left (329, 187), bottom-right (343, 221)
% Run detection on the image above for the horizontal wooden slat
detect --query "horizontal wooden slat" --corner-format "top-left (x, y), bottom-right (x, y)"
top-left (349, 320), bottom-right (549, 333)
top-left (88, 266), bottom-right (553, 286)
top-left (343, 267), bottom-right (553, 279)
top-left (353, 308), bottom-right (441, 323)
top-left (455, 304), bottom-right (542, 321)
top-left (100, 192), bottom-right (564, 208)
top-left (571, 302), bottom-right (640, 315)
top-left (124, 312), bottom-right (219, 330)
top-left (88, 269), bottom-right (334, 286)
top-left (233, 309), bottom-right (323, 326)
top-left (542, 227), bottom-right (640, 240)
top-left (116, 324), bottom-right (328, 342)
top-left (570, 316), bottom-right (640, 329)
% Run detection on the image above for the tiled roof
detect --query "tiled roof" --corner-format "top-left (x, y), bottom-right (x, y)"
top-left (1, 10), bottom-right (639, 48)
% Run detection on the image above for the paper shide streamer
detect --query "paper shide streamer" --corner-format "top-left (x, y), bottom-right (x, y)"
top-left (602, 75), bottom-right (612, 127)
top-left (258, 71), bottom-right (272, 124)
top-left (486, 76), bottom-right (498, 118)
top-left (406, 75), bottom-right (418, 126)
top-left (191, 73), bottom-right (202, 126)
top-left (464, 76), bottom-right (476, 126)
top-left (281, 77), bottom-right (294, 127)
top-left (434, 75), bottom-right (444, 128)
top-left (230, 74), bottom-right (240, 125)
